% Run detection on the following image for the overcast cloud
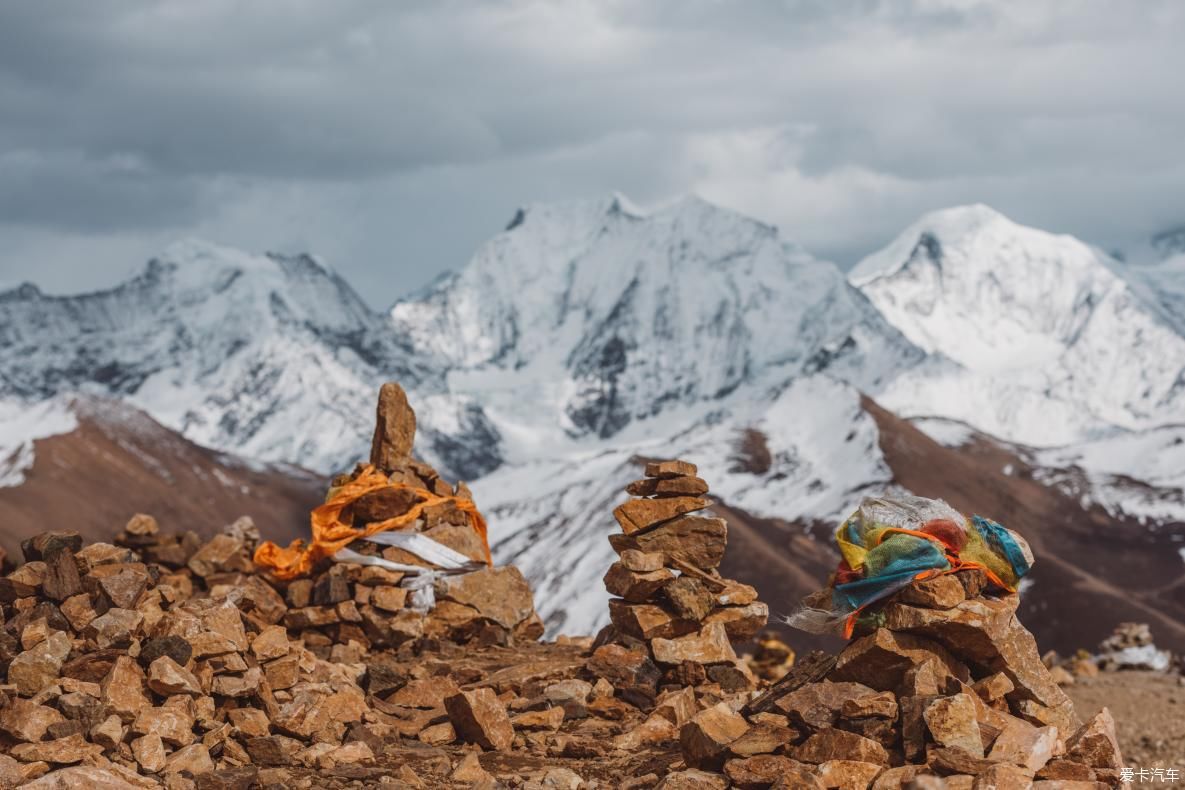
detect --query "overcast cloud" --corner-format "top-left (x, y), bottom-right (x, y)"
top-left (1, 0), bottom-right (1183, 304)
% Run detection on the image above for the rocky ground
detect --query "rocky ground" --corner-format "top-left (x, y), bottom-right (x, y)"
top-left (1064, 671), bottom-right (1185, 775)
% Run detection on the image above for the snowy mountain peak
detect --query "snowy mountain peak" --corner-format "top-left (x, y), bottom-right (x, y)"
top-left (857, 205), bottom-right (1185, 444)
top-left (849, 204), bottom-right (1122, 370)
top-left (391, 193), bottom-right (920, 450)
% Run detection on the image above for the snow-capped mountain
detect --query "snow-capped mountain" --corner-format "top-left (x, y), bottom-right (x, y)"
top-left (392, 195), bottom-right (921, 458)
top-left (0, 241), bottom-right (443, 476)
top-left (4, 194), bottom-right (1185, 638)
top-left (852, 204), bottom-right (1185, 445)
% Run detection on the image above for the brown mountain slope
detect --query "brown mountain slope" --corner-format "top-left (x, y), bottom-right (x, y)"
top-left (0, 399), bottom-right (323, 560)
top-left (714, 396), bottom-right (1185, 657)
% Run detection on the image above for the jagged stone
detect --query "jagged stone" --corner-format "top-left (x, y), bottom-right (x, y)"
top-left (651, 622), bottom-right (736, 666)
top-left (370, 382), bottom-right (417, 470)
top-left (679, 702), bottom-right (750, 769)
top-left (1064, 709), bottom-right (1123, 771)
top-left (614, 496), bottom-right (709, 535)
top-left (923, 694), bottom-right (984, 757)
top-left (816, 760), bottom-right (885, 789)
top-left (603, 562), bottom-right (675, 602)
top-left (444, 688), bottom-right (515, 751)
top-left (645, 460), bottom-right (698, 479)
top-left (830, 629), bottom-right (969, 693)
top-left (627, 476), bottom-right (710, 497)
top-left (794, 728), bottom-right (889, 766)
top-left (609, 516), bottom-right (728, 569)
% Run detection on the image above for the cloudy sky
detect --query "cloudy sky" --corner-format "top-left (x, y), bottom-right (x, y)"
top-left (1, 0), bottom-right (1183, 304)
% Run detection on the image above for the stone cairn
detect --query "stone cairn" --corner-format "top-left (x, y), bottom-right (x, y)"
top-left (0, 384), bottom-right (549, 788)
top-left (658, 569), bottom-right (1127, 789)
top-left (588, 459), bottom-right (770, 705)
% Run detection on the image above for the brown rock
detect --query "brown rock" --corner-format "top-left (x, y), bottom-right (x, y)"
top-left (586, 643), bottom-right (661, 706)
top-left (1036, 760), bottom-right (1096, 781)
top-left (41, 549), bottom-right (83, 602)
top-left (98, 567), bottom-right (149, 610)
top-left (603, 563), bottom-right (674, 604)
top-left (654, 770), bottom-right (730, 789)
top-left (444, 687), bottom-right (515, 751)
top-left (924, 694), bottom-right (984, 758)
top-left (101, 655), bottom-right (150, 722)
top-left (609, 599), bottom-right (697, 640)
top-left (651, 622), bottom-right (737, 666)
top-left (125, 514), bottom-right (159, 537)
top-left (370, 585), bottom-right (408, 612)
top-left (0, 697), bottom-right (66, 742)
top-left (725, 755), bottom-right (816, 789)
top-left (228, 708), bottom-right (271, 738)
top-left (897, 575), bottom-right (966, 609)
top-left (816, 760), bottom-right (885, 789)
top-left (679, 702), bottom-right (750, 769)
top-left (627, 476), bottom-right (711, 497)
top-left (84, 608), bottom-right (143, 649)
top-left (1064, 708), bottom-right (1122, 770)
top-left (653, 686), bottom-right (698, 727)
top-left (132, 733), bottom-right (167, 773)
top-left (829, 628), bottom-right (969, 693)
top-left (370, 382), bottom-right (417, 470)
top-left (439, 566), bottom-right (535, 630)
top-left (147, 656), bottom-right (202, 696)
top-left (245, 735), bottom-right (303, 766)
top-left (610, 515), bottom-right (728, 569)
top-left (511, 706), bottom-right (564, 731)
top-left (775, 680), bottom-right (880, 731)
top-left (418, 721), bottom-right (456, 745)
top-left (620, 549), bottom-right (666, 573)
top-left (973, 764), bottom-right (1037, 790)
top-left (187, 534), bottom-right (251, 578)
top-left (614, 496), bottom-right (709, 535)
top-left (989, 719), bottom-right (1057, 772)
top-left (263, 654), bottom-right (300, 690)
top-left (59, 594), bottom-right (98, 632)
top-left (926, 746), bottom-right (999, 776)
top-left (842, 691), bottom-right (899, 720)
top-left (664, 576), bottom-right (716, 620)
top-left (132, 705), bottom-right (195, 747)
top-left (728, 723), bottom-right (797, 757)
top-left (645, 460), bottom-right (698, 478)
top-left (705, 602), bottom-right (770, 641)
top-left (972, 672), bottom-right (1015, 703)
top-left (250, 625), bottom-right (290, 662)
top-left (212, 667), bottom-right (263, 698)
top-left (389, 676), bottom-right (461, 708)
top-left (450, 752), bottom-right (492, 783)
top-left (794, 728), bottom-right (889, 766)
top-left (9, 630), bottom-right (71, 696)
top-left (10, 733), bottom-right (102, 765)
top-left (166, 743), bottom-right (215, 775)
top-left (871, 767), bottom-right (933, 790)
top-left (88, 714), bottom-right (125, 750)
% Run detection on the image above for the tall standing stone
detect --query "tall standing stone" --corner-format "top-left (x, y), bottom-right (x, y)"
top-left (369, 382), bottom-right (417, 472)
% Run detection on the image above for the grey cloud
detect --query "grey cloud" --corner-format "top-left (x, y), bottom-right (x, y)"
top-left (1, 0), bottom-right (1184, 302)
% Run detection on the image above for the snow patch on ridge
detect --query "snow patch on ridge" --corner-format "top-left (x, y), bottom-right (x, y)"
top-left (0, 399), bottom-right (79, 487)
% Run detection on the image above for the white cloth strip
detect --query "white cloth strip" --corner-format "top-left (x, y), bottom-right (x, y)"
top-left (361, 530), bottom-right (477, 569)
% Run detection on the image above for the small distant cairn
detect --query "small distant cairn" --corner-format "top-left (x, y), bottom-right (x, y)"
top-left (587, 458), bottom-right (769, 704)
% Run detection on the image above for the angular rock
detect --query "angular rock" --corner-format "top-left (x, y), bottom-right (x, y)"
top-left (655, 769), bottom-right (730, 790)
top-left (167, 743), bottom-right (215, 775)
top-left (370, 382), bottom-right (417, 469)
top-left (586, 643), bottom-right (661, 707)
top-left (842, 691), bottom-right (899, 720)
top-left (609, 515), bottom-right (728, 570)
top-left (627, 476), bottom-right (710, 497)
top-left (816, 760), bottom-right (885, 789)
top-left (42, 549), bottom-right (83, 602)
top-left (140, 635), bottom-right (193, 668)
top-left (0, 697), bottom-right (66, 742)
top-left (924, 694), bottom-right (984, 758)
top-left (651, 622), bottom-right (737, 666)
top-left (645, 460), bottom-right (698, 479)
top-left (603, 562), bottom-right (674, 602)
top-left (619, 549), bottom-right (666, 573)
top-left (101, 655), bottom-right (150, 722)
top-left (679, 702), bottom-right (750, 769)
top-left (897, 575), bottom-right (966, 609)
top-left (664, 576), bottom-right (715, 620)
top-left (132, 733), bottom-right (167, 774)
top-left (8, 630), bottom-right (71, 696)
top-left (147, 655), bottom-right (202, 696)
top-left (973, 764), bottom-right (1037, 790)
top-left (440, 566), bottom-right (535, 630)
top-left (704, 601), bottom-right (770, 641)
top-left (132, 705), bottom-right (196, 747)
top-left (608, 599), bottom-right (698, 640)
top-left (84, 608), bottom-right (143, 649)
top-left (444, 687), bottom-right (515, 751)
top-left (829, 628), bottom-right (969, 693)
top-left (614, 496), bottom-right (709, 535)
top-left (794, 728), bottom-right (889, 766)
top-left (1065, 708), bottom-right (1122, 770)
top-left (989, 719), bottom-right (1057, 772)
top-left (725, 755), bottom-right (817, 789)
top-left (10, 733), bottom-right (102, 765)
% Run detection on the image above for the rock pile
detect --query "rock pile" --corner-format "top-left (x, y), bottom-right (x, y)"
top-left (590, 459), bottom-right (769, 702)
top-left (659, 569), bottom-right (1127, 788)
top-left (1095, 621), bottom-right (1172, 673)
